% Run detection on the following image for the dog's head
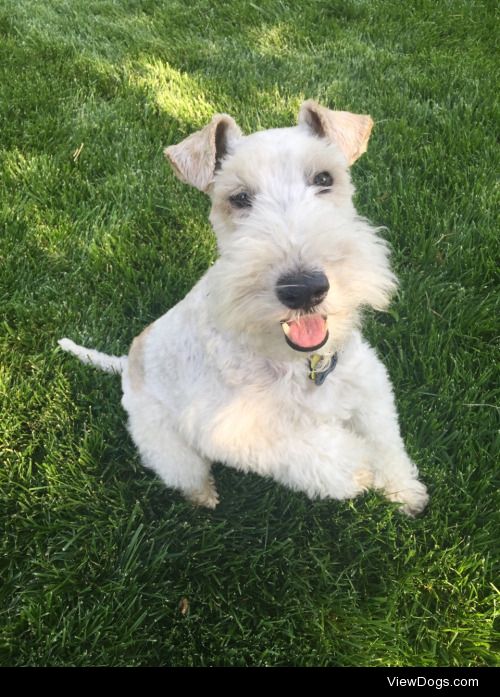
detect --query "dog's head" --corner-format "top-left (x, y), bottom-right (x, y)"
top-left (165, 101), bottom-right (396, 359)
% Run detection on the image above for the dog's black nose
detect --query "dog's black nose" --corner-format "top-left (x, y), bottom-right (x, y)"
top-left (276, 270), bottom-right (330, 310)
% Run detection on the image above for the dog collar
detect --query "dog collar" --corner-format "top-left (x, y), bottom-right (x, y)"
top-left (308, 352), bottom-right (338, 386)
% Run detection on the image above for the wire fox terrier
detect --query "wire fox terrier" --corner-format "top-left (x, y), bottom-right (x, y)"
top-left (59, 100), bottom-right (429, 516)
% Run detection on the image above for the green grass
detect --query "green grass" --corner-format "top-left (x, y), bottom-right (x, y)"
top-left (0, 0), bottom-right (498, 667)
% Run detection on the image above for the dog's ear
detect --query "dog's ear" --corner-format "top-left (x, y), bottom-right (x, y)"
top-left (298, 100), bottom-right (374, 165)
top-left (164, 115), bottom-right (242, 192)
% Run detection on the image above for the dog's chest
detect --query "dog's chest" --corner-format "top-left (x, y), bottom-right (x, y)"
top-left (176, 356), bottom-right (358, 467)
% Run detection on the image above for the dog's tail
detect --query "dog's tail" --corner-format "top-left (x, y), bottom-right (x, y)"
top-left (58, 338), bottom-right (127, 375)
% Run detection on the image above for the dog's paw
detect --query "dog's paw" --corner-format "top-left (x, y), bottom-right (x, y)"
top-left (385, 479), bottom-right (429, 517)
top-left (186, 483), bottom-right (220, 509)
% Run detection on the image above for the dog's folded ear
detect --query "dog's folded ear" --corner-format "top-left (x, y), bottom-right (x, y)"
top-left (298, 100), bottom-right (374, 165)
top-left (164, 115), bottom-right (242, 192)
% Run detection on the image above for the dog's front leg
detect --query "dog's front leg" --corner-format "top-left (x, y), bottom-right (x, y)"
top-left (350, 348), bottom-right (429, 516)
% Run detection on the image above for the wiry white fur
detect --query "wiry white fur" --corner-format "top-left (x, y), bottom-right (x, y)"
top-left (59, 104), bottom-right (428, 516)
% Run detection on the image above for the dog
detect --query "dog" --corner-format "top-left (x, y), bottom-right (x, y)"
top-left (59, 100), bottom-right (429, 516)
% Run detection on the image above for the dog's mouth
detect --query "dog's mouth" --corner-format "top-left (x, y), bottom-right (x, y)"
top-left (281, 315), bottom-right (329, 352)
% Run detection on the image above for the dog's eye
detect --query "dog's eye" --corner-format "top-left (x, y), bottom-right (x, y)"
top-left (313, 171), bottom-right (334, 191)
top-left (229, 192), bottom-right (252, 209)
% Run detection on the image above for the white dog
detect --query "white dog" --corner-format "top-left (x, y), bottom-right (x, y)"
top-left (59, 100), bottom-right (429, 516)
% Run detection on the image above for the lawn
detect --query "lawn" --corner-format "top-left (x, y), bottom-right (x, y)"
top-left (0, 0), bottom-right (498, 667)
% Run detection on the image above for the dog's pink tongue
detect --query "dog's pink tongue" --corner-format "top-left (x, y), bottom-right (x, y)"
top-left (287, 316), bottom-right (327, 349)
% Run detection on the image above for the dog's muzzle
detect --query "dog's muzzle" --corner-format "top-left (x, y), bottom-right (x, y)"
top-left (276, 270), bottom-right (330, 352)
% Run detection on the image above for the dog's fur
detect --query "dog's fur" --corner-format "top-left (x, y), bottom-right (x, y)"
top-left (59, 100), bottom-right (428, 516)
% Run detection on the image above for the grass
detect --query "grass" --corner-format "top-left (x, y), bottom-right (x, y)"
top-left (0, 0), bottom-right (498, 667)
